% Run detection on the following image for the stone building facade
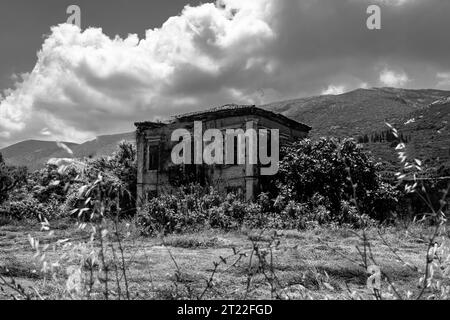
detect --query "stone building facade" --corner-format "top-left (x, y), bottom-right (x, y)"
top-left (135, 104), bottom-right (311, 205)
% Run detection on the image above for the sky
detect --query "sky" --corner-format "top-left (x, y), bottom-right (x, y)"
top-left (1, 0), bottom-right (450, 148)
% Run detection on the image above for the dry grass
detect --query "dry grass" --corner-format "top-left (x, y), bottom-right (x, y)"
top-left (0, 219), bottom-right (432, 300)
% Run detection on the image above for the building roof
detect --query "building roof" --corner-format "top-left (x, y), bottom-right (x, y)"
top-left (174, 104), bottom-right (255, 119)
top-left (135, 104), bottom-right (311, 131)
top-left (134, 121), bottom-right (168, 129)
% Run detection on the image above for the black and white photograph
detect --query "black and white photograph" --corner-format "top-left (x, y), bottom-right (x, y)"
top-left (0, 0), bottom-right (449, 308)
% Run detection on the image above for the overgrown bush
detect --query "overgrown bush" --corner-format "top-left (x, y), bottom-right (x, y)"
top-left (137, 186), bottom-right (223, 234)
top-left (29, 164), bottom-right (78, 203)
top-left (137, 185), bottom-right (263, 234)
top-left (276, 138), bottom-right (399, 221)
top-left (136, 183), bottom-right (374, 235)
top-left (0, 153), bottom-right (28, 205)
top-left (86, 141), bottom-right (137, 216)
top-left (6, 193), bottom-right (59, 221)
top-left (0, 142), bottom-right (137, 222)
top-left (209, 193), bottom-right (261, 230)
top-left (51, 141), bottom-right (138, 220)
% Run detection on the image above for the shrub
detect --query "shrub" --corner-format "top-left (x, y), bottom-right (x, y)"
top-left (244, 194), bottom-right (308, 230)
top-left (210, 193), bottom-right (259, 230)
top-left (86, 141), bottom-right (137, 216)
top-left (277, 138), bottom-right (398, 221)
top-left (207, 205), bottom-right (236, 230)
top-left (0, 155), bottom-right (28, 205)
top-left (29, 164), bottom-right (78, 204)
top-left (0, 157), bottom-right (69, 221)
top-left (364, 182), bottom-right (401, 221)
top-left (137, 187), bottom-right (215, 235)
top-left (59, 142), bottom-right (138, 220)
top-left (135, 183), bottom-right (380, 234)
top-left (138, 195), bottom-right (208, 235)
top-left (138, 195), bottom-right (178, 234)
top-left (137, 186), bottom-right (261, 234)
top-left (6, 194), bottom-right (59, 221)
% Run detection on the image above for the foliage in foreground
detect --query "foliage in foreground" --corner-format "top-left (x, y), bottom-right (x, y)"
top-left (0, 142), bottom-right (137, 222)
top-left (1, 125), bottom-right (449, 300)
top-left (136, 185), bottom-right (373, 236)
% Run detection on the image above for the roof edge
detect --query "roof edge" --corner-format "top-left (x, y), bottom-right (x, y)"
top-left (135, 104), bottom-right (312, 132)
top-left (175, 105), bottom-right (311, 132)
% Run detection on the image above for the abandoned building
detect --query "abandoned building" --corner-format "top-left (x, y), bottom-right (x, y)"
top-left (135, 104), bottom-right (311, 204)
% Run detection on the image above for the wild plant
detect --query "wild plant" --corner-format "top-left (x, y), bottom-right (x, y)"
top-left (346, 123), bottom-right (449, 300)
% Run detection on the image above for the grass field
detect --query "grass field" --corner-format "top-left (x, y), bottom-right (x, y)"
top-left (0, 218), bottom-right (438, 300)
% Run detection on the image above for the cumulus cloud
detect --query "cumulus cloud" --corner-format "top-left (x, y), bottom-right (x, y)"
top-left (1, 0), bottom-right (282, 145)
top-left (0, 1), bottom-right (276, 146)
top-left (321, 85), bottom-right (346, 95)
top-left (1, 0), bottom-right (450, 147)
top-left (379, 69), bottom-right (410, 87)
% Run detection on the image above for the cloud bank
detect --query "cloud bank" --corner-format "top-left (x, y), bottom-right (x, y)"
top-left (1, 0), bottom-right (450, 147)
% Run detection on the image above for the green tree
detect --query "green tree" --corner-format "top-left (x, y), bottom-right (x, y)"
top-left (277, 138), bottom-right (399, 221)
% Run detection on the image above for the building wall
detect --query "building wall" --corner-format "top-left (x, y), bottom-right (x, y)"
top-left (136, 114), bottom-right (308, 206)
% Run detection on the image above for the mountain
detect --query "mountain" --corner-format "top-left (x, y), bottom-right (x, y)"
top-left (262, 87), bottom-right (450, 174)
top-left (263, 87), bottom-right (449, 139)
top-left (0, 140), bottom-right (80, 171)
top-left (1, 87), bottom-right (449, 173)
top-left (0, 132), bottom-right (135, 171)
top-left (51, 132), bottom-right (136, 160)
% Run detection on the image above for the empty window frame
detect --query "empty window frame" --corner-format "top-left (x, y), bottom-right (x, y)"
top-left (147, 145), bottom-right (160, 170)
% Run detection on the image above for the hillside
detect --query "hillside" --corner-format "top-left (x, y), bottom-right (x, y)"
top-left (400, 99), bottom-right (450, 172)
top-left (0, 132), bottom-right (135, 171)
top-left (263, 87), bottom-right (449, 138)
top-left (262, 87), bottom-right (450, 174)
top-left (50, 132), bottom-right (136, 160)
top-left (0, 140), bottom-right (80, 171)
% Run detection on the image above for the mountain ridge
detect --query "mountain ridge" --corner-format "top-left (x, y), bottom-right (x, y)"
top-left (0, 132), bottom-right (135, 171)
